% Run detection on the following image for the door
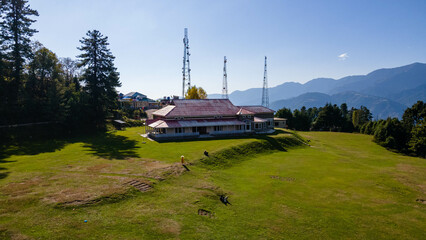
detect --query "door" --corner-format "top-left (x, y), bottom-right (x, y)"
top-left (198, 127), bottom-right (207, 134)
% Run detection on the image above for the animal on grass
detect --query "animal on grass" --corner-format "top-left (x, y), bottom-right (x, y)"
top-left (204, 150), bottom-right (209, 157)
top-left (220, 195), bottom-right (231, 205)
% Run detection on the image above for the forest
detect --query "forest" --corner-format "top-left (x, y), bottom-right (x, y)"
top-left (275, 101), bottom-right (426, 157)
top-left (0, 0), bottom-right (127, 140)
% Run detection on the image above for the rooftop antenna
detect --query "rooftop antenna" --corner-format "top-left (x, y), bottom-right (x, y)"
top-left (182, 28), bottom-right (191, 98)
top-left (222, 56), bottom-right (228, 99)
top-left (261, 56), bottom-right (269, 107)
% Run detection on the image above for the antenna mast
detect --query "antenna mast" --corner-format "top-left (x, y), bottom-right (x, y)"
top-left (222, 56), bottom-right (228, 99)
top-left (261, 56), bottom-right (269, 108)
top-left (182, 28), bottom-right (191, 98)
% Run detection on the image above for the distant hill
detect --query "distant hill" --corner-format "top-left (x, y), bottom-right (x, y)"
top-left (208, 62), bottom-right (426, 118)
top-left (209, 78), bottom-right (337, 106)
top-left (387, 83), bottom-right (426, 107)
top-left (270, 91), bottom-right (408, 119)
top-left (328, 63), bottom-right (426, 98)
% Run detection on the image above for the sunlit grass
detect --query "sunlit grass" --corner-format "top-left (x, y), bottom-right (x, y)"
top-left (0, 128), bottom-right (425, 239)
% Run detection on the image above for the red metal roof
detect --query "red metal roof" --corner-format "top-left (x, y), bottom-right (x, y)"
top-left (237, 108), bottom-right (254, 115)
top-left (148, 118), bottom-right (245, 129)
top-left (238, 106), bottom-right (275, 114)
top-left (153, 99), bottom-right (241, 118)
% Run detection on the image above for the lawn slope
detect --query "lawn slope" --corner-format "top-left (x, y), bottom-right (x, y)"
top-left (0, 129), bottom-right (425, 239)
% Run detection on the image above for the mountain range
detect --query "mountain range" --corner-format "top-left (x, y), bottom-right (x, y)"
top-left (208, 62), bottom-right (426, 119)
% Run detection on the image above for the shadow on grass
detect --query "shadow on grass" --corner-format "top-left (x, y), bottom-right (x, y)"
top-left (0, 132), bottom-right (141, 180)
top-left (82, 133), bottom-right (140, 160)
top-left (0, 140), bottom-right (68, 160)
top-left (0, 162), bottom-right (10, 179)
top-left (262, 136), bottom-right (287, 151)
top-left (0, 171), bottom-right (9, 180)
top-left (0, 140), bottom-right (68, 180)
top-left (200, 133), bottom-right (306, 169)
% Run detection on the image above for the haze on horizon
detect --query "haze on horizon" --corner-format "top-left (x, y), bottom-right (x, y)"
top-left (31, 0), bottom-right (426, 99)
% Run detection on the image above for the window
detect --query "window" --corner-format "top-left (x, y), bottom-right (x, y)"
top-left (175, 128), bottom-right (183, 133)
top-left (236, 125), bottom-right (242, 130)
top-left (214, 126), bottom-right (223, 131)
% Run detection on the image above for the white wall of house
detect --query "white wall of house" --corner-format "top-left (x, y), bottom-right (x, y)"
top-left (274, 120), bottom-right (286, 128)
top-left (156, 124), bottom-right (247, 136)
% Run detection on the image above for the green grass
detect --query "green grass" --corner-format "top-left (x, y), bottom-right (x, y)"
top-left (0, 128), bottom-right (425, 239)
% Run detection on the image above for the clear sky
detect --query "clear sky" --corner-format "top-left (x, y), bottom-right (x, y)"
top-left (30, 0), bottom-right (426, 99)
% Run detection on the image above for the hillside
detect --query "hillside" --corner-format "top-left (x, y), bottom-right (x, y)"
top-left (270, 91), bottom-right (408, 119)
top-left (209, 63), bottom-right (426, 118)
top-left (0, 128), bottom-right (425, 239)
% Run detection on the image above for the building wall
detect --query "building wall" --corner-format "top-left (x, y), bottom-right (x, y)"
top-left (274, 120), bottom-right (287, 128)
top-left (160, 125), bottom-right (245, 135)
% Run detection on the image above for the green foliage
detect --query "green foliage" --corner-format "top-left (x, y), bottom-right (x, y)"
top-left (77, 30), bottom-right (121, 129)
top-left (185, 85), bottom-right (207, 99)
top-left (292, 107), bottom-right (311, 131)
top-left (276, 104), bottom-right (358, 132)
top-left (361, 101), bottom-right (426, 157)
top-left (275, 107), bottom-right (293, 128)
top-left (25, 46), bottom-right (66, 122)
top-left (312, 103), bottom-right (345, 131)
top-left (402, 100), bottom-right (425, 131)
top-left (373, 118), bottom-right (407, 150)
top-left (0, 0), bottom-right (38, 109)
top-left (408, 119), bottom-right (426, 157)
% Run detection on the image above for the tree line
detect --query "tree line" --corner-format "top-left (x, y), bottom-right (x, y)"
top-left (275, 101), bottom-right (426, 158)
top-left (275, 103), bottom-right (372, 132)
top-left (0, 0), bottom-right (122, 139)
top-left (359, 101), bottom-right (425, 158)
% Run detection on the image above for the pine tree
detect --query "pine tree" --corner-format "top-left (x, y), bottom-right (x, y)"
top-left (0, 0), bottom-right (9, 124)
top-left (1, 0), bottom-right (38, 108)
top-left (77, 30), bottom-right (121, 128)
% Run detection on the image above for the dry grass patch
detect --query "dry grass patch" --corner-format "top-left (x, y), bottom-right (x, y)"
top-left (1, 177), bottom-right (44, 198)
top-left (395, 163), bottom-right (426, 196)
top-left (87, 163), bottom-right (112, 172)
top-left (42, 174), bottom-right (132, 206)
top-left (153, 218), bottom-right (181, 236)
top-left (142, 163), bottom-right (186, 180)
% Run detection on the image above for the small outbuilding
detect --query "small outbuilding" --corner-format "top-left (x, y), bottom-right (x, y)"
top-left (274, 118), bottom-right (287, 128)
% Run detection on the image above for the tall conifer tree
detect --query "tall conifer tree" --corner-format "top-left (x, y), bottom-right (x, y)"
top-left (1, 0), bottom-right (38, 124)
top-left (77, 30), bottom-right (121, 128)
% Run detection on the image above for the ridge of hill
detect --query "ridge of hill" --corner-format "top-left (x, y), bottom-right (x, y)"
top-left (208, 62), bottom-right (426, 118)
top-left (270, 91), bottom-right (407, 119)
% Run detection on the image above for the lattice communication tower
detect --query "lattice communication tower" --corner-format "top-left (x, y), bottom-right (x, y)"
top-left (261, 56), bottom-right (269, 108)
top-left (182, 28), bottom-right (191, 98)
top-left (222, 56), bottom-right (228, 99)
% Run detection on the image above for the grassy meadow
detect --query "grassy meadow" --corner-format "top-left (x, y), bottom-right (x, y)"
top-left (0, 128), bottom-right (425, 239)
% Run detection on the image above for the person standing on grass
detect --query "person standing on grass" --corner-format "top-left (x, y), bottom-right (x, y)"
top-left (181, 155), bottom-right (190, 171)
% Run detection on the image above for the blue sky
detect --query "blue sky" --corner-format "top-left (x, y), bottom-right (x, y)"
top-left (30, 0), bottom-right (426, 99)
